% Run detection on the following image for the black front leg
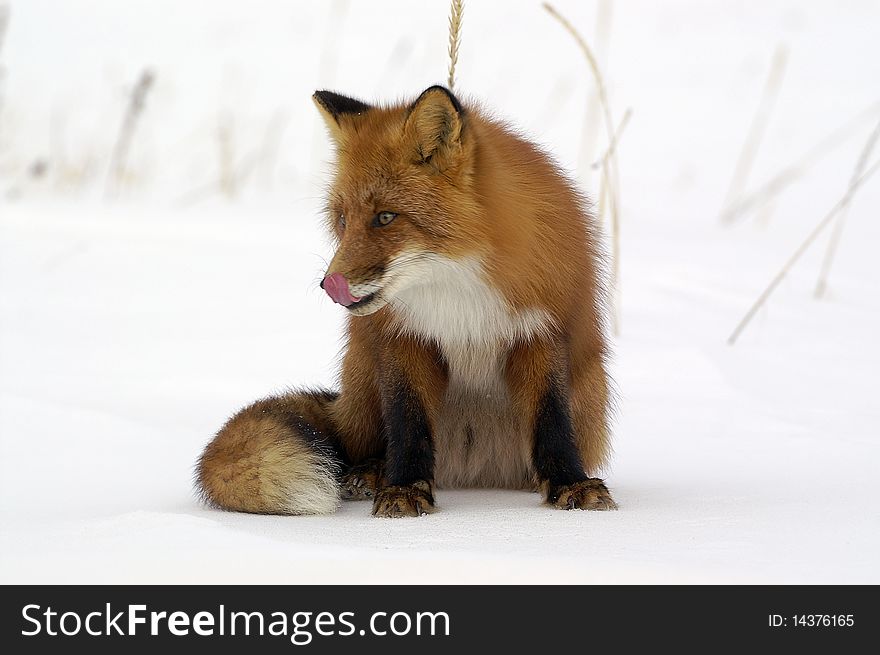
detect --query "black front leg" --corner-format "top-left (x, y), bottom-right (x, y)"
top-left (372, 381), bottom-right (436, 517)
top-left (384, 382), bottom-right (434, 486)
top-left (533, 381), bottom-right (617, 511)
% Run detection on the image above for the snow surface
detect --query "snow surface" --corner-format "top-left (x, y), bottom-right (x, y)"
top-left (1, 0), bottom-right (879, 584)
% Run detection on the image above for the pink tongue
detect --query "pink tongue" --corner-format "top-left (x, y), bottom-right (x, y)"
top-left (322, 272), bottom-right (361, 306)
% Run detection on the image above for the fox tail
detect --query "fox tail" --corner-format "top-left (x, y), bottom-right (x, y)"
top-left (196, 390), bottom-right (342, 515)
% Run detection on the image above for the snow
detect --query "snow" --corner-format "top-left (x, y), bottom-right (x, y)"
top-left (1, 0), bottom-right (879, 584)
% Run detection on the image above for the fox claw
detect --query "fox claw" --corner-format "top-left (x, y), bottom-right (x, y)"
top-left (548, 478), bottom-right (618, 511)
top-left (372, 481), bottom-right (435, 518)
top-left (340, 459), bottom-right (383, 501)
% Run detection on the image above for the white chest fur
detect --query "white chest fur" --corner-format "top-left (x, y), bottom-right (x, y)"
top-left (387, 254), bottom-right (547, 488)
top-left (388, 254), bottom-right (550, 388)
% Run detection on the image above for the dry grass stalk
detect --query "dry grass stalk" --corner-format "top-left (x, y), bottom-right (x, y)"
top-left (0, 5), bottom-right (8, 64)
top-left (0, 4), bottom-right (11, 126)
top-left (106, 69), bottom-right (155, 198)
top-left (720, 100), bottom-right (880, 224)
top-left (0, 4), bottom-right (8, 51)
top-left (600, 156), bottom-right (620, 335)
top-left (727, 157), bottom-right (880, 345)
top-left (813, 115), bottom-right (880, 298)
top-left (543, 1), bottom-right (622, 334)
top-left (719, 44), bottom-right (788, 223)
top-left (577, 0), bottom-right (613, 187)
top-left (0, 5), bottom-right (8, 62)
top-left (592, 107), bottom-right (632, 170)
top-left (447, 0), bottom-right (464, 90)
top-left (593, 108), bottom-right (633, 331)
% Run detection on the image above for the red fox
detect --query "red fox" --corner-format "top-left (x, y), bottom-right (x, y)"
top-left (197, 86), bottom-right (617, 517)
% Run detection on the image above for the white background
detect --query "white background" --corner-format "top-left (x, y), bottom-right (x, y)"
top-left (1, 0), bottom-right (878, 583)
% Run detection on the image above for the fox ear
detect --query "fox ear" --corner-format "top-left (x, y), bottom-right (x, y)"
top-left (313, 90), bottom-right (371, 143)
top-left (404, 86), bottom-right (464, 170)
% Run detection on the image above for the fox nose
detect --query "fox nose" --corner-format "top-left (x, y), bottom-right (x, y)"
top-left (321, 272), bottom-right (361, 306)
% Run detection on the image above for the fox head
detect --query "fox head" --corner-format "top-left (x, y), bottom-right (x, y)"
top-left (313, 86), bottom-right (482, 317)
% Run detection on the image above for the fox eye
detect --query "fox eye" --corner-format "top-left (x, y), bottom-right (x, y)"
top-left (338, 214), bottom-right (346, 229)
top-left (373, 211), bottom-right (397, 227)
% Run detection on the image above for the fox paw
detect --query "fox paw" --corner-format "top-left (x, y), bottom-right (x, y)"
top-left (548, 478), bottom-right (618, 511)
top-left (340, 459), bottom-right (383, 501)
top-left (372, 481), bottom-right (435, 518)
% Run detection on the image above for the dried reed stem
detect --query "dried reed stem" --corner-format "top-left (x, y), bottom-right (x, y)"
top-left (601, 157), bottom-right (621, 335)
top-left (544, 1), bottom-right (622, 334)
top-left (0, 4), bottom-right (8, 51)
top-left (727, 158), bottom-right (880, 345)
top-left (105, 69), bottom-right (154, 199)
top-left (719, 44), bottom-right (788, 223)
top-left (0, 4), bottom-right (11, 127)
top-left (0, 5), bottom-right (8, 66)
top-left (447, 0), bottom-right (464, 90)
top-left (0, 5), bottom-right (8, 62)
top-left (720, 100), bottom-right (880, 224)
top-left (592, 107), bottom-right (632, 170)
top-left (813, 115), bottom-right (880, 298)
top-left (593, 109), bottom-right (633, 332)
top-left (577, 0), bottom-right (613, 186)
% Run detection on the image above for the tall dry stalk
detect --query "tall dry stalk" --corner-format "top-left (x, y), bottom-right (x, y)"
top-left (447, 0), bottom-right (464, 90)
top-left (0, 4), bottom-right (10, 125)
top-left (0, 5), bottom-right (7, 55)
top-left (720, 100), bottom-right (880, 224)
top-left (543, 2), bottom-right (622, 335)
top-left (727, 158), bottom-right (880, 345)
top-left (577, 0), bottom-right (613, 189)
top-left (106, 69), bottom-right (155, 198)
top-left (592, 107), bottom-right (631, 171)
top-left (594, 109), bottom-right (630, 309)
top-left (719, 44), bottom-right (788, 223)
top-left (813, 115), bottom-right (880, 298)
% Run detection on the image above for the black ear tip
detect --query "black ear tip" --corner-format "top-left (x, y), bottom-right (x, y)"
top-left (413, 85), bottom-right (463, 114)
top-left (313, 90), bottom-right (371, 118)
